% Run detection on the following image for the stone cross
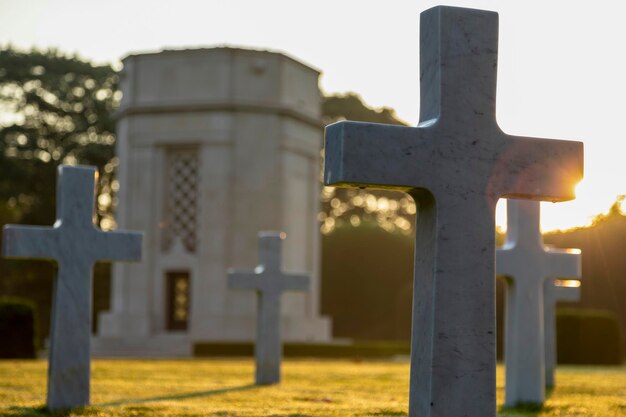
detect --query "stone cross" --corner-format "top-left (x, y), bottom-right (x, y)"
top-left (323, 6), bottom-right (584, 417)
top-left (228, 231), bottom-right (309, 385)
top-left (2, 165), bottom-right (143, 411)
top-left (497, 199), bottom-right (581, 406)
top-left (544, 278), bottom-right (581, 387)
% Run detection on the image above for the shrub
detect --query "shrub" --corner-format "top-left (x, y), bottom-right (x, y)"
top-left (0, 297), bottom-right (37, 358)
top-left (557, 308), bottom-right (623, 365)
top-left (193, 340), bottom-right (410, 358)
top-left (321, 221), bottom-right (414, 341)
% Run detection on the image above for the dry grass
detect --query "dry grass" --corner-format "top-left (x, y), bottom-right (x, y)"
top-left (0, 359), bottom-right (624, 416)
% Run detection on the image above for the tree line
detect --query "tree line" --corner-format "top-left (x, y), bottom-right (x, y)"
top-left (1, 48), bottom-right (624, 351)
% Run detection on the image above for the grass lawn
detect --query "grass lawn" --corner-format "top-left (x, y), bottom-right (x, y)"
top-left (0, 359), bottom-right (624, 416)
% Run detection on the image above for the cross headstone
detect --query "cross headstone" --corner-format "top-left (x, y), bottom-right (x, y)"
top-left (544, 278), bottom-right (581, 388)
top-left (497, 199), bottom-right (581, 406)
top-left (2, 165), bottom-right (143, 411)
top-left (228, 231), bottom-right (309, 385)
top-left (323, 6), bottom-right (584, 417)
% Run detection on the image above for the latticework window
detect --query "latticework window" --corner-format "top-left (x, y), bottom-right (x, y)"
top-left (163, 149), bottom-right (199, 252)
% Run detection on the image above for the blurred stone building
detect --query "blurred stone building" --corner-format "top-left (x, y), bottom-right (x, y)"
top-left (93, 47), bottom-right (331, 356)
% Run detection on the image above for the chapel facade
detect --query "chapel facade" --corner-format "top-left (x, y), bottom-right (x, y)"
top-left (93, 47), bottom-right (331, 356)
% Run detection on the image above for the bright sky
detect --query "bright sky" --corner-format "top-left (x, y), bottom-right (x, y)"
top-left (1, 0), bottom-right (625, 231)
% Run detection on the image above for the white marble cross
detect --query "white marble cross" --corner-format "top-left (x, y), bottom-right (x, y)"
top-left (497, 200), bottom-right (581, 406)
top-left (2, 165), bottom-right (143, 411)
top-left (323, 6), bottom-right (583, 417)
top-left (228, 231), bottom-right (309, 385)
top-left (544, 278), bottom-right (581, 388)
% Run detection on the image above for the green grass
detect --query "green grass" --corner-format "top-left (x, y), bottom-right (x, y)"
top-left (0, 359), bottom-right (624, 416)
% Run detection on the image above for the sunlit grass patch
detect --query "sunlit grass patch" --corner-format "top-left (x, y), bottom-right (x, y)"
top-left (0, 359), bottom-right (623, 416)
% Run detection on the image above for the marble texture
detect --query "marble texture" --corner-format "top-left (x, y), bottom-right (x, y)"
top-left (323, 6), bottom-right (584, 417)
top-left (2, 165), bottom-right (143, 411)
top-left (497, 200), bottom-right (581, 406)
top-left (228, 232), bottom-right (309, 385)
top-left (544, 279), bottom-right (581, 387)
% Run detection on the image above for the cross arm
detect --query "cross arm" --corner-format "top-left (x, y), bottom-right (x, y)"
top-left (2, 224), bottom-right (59, 261)
top-left (282, 273), bottom-right (310, 291)
top-left (494, 134), bottom-right (583, 202)
top-left (546, 248), bottom-right (581, 279)
top-left (228, 269), bottom-right (260, 290)
top-left (551, 282), bottom-right (581, 302)
top-left (495, 246), bottom-right (518, 279)
top-left (94, 229), bottom-right (143, 262)
top-left (324, 121), bottom-right (433, 191)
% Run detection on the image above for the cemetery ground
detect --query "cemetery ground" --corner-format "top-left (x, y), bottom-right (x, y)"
top-left (0, 359), bottom-right (624, 417)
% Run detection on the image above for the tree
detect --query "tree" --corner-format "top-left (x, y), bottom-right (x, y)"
top-left (0, 47), bottom-right (119, 341)
top-left (0, 47), bottom-right (119, 228)
top-left (321, 220), bottom-right (414, 340)
top-left (322, 93), bottom-right (408, 126)
top-left (544, 196), bottom-right (626, 351)
top-left (320, 93), bottom-right (417, 236)
top-left (0, 50), bottom-right (417, 235)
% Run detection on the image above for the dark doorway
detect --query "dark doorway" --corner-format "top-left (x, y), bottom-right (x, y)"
top-left (166, 271), bottom-right (190, 331)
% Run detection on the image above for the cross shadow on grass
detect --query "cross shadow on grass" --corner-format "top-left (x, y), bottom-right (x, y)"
top-left (264, 415), bottom-right (316, 417)
top-left (98, 383), bottom-right (259, 407)
top-left (3, 405), bottom-right (82, 417)
top-left (3, 384), bottom-right (259, 416)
